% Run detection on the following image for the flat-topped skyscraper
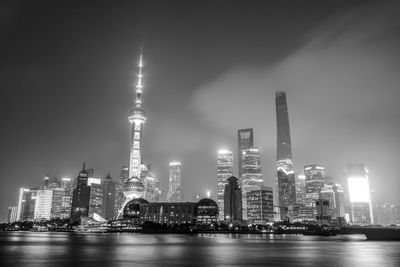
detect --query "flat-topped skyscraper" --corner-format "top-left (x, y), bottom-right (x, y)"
top-left (238, 128), bottom-right (254, 178)
top-left (275, 91), bottom-right (296, 220)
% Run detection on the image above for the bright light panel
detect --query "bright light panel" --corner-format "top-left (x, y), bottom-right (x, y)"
top-left (347, 177), bottom-right (371, 203)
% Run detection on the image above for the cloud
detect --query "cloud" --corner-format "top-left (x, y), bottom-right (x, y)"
top-left (189, 1), bottom-right (400, 202)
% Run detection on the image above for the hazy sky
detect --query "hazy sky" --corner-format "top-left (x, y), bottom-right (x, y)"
top-left (1, 0), bottom-right (399, 219)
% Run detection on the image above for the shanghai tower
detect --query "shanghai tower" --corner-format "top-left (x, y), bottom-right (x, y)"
top-left (275, 91), bottom-right (296, 220)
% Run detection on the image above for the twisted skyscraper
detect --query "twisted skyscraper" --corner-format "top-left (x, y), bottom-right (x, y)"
top-left (275, 91), bottom-right (296, 220)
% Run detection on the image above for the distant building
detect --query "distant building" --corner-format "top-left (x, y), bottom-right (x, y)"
top-left (61, 188), bottom-right (73, 219)
top-left (238, 128), bottom-right (254, 178)
top-left (315, 199), bottom-right (331, 225)
top-left (167, 161), bottom-right (182, 202)
top-left (295, 174), bottom-right (306, 205)
top-left (246, 186), bottom-right (274, 224)
top-left (34, 189), bottom-right (53, 220)
top-left (320, 183), bottom-right (346, 224)
top-left (60, 177), bottom-right (72, 189)
top-left (224, 176), bottom-right (242, 223)
top-left (88, 177), bottom-right (103, 219)
top-left (304, 164), bottom-right (326, 209)
top-left (195, 198), bottom-right (219, 225)
top-left (8, 206), bottom-right (18, 223)
top-left (50, 188), bottom-right (64, 219)
top-left (114, 166), bottom-right (129, 217)
top-left (374, 203), bottom-right (400, 226)
top-left (240, 148), bottom-right (263, 220)
top-left (346, 163), bottom-right (373, 225)
top-left (102, 173), bottom-right (116, 220)
top-left (17, 188), bottom-right (38, 221)
top-left (217, 149), bottom-right (233, 220)
top-left (275, 91), bottom-right (296, 220)
top-left (142, 164), bottom-right (160, 202)
top-left (192, 194), bottom-right (204, 202)
top-left (70, 164), bottom-right (91, 223)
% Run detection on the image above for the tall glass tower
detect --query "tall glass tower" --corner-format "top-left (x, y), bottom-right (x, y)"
top-left (217, 149), bottom-right (233, 220)
top-left (275, 91), bottom-right (296, 220)
top-left (238, 128), bottom-right (254, 178)
top-left (167, 162), bottom-right (183, 202)
top-left (241, 148), bottom-right (263, 220)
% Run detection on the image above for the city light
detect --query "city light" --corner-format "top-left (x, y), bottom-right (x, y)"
top-left (347, 177), bottom-right (371, 203)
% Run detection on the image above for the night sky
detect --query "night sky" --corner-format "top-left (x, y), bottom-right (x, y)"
top-left (1, 0), bottom-right (399, 219)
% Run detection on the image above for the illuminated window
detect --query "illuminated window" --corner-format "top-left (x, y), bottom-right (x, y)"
top-left (135, 124), bottom-right (141, 131)
top-left (134, 141), bottom-right (140, 149)
top-left (134, 132), bottom-right (140, 140)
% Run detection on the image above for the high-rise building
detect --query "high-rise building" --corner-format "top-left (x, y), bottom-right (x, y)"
top-left (224, 176), bottom-right (242, 223)
top-left (17, 187), bottom-right (38, 221)
top-left (50, 188), bottom-right (64, 219)
top-left (44, 175), bottom-right (60, 189)
top-left (238, 128), bottom-right (253, 178)
top-left (246, 186), bottom-right (274, 224)
top-left (275, 91), bottom-right (296, 220)
top-left (70, 164), bottom-right (91, 223)
top-left (167, 161), bottom-right (182, 202)
top-left (320, 183), bottom-right (345, 224)
top-left (346, 163), bottom-right (373, 225)
top-left (102, 173), bottom-right (116, 220)
top-left (88, 177), bottom-right (103, 219)
top-left (217, 149), bottom-right (233, 220)
top-left (295, 174), bottom-right (306, 205)
top-left (304, 164), bottom-right (326, 208)
top-left (240, 148), bottom-right (263, 220)
top-left (34, 189), bottom-right (53, 220)
top-left (114, 166), bottom-right (128, 217)
top-left (61, 177), bottom-right (72, 189)
top-left (8, 206), bottom-right (18, 223)
top-left (142, 164), bottom-right (160, 202)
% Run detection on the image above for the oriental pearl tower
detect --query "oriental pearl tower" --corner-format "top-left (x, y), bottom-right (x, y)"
top-left (117, 48), bottom-right (147, 217)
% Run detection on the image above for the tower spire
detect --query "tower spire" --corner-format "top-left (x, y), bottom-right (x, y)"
top-left (135, 47), bottom-right (143, 107)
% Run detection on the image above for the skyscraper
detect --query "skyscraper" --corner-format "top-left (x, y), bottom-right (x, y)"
top-left (238, 128), bottom-right (253, 178)
top-left (246, 186), bottom-right (274, 224)
top-left (275, 91), bottom-right (296, 220)
top-left (167, 161), bottom-right (182, 202)
top-left (70, 164), bottom-right (91, 223)
top-left (295, 174), bottom-right (306, 205)
top-left (224, 176), bottom-right (242, 223)
top-left (17, 188), bottom-right (37, 221)
top-left (102, 173), bottom-right (116, 220)
top-left (8, 206), bottom-right (18, 223)
top-left (240, 148), bottom-right (263, 219)
top-left (88, 177), bottom-right (103, 219)
top-left (304, 164), bottom-right (326, 209)
top-left (123, 49), bottom-right (147, 206)
top-left (34, 189), bottom-right (53, 220)
top-left (346, 163), bottom-right (373, 225)
top-left (217, 149), bottom-right (233, 220)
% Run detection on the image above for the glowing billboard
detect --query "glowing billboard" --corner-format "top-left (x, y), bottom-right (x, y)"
top-left (347, 177), bottom-right (371, 203)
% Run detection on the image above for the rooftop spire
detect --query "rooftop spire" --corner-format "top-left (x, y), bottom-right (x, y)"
top-left (82, 162), bottom-right (86, 171)
top-left (135, 47), bottom-right (143, 107)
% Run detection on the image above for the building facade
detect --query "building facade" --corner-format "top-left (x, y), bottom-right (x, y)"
top-left (102, 173), bottom-right (116, 220)
top-left (8, 206), bottom-right (18, 223)
top-left (304, 164), bottom-right (326, 209)
top-left (246, 186), bottom-right (274, 224)
top-left (217, 149), bottom-right (233, 220)
top-left (70, 165), bottom-right (91, 223)
top-left (240, 148), bottom-right (263, 220)
top-left (167, 162), bottom-right (183, 202)
top-left (17, 187), bottom-right (38, 221)
top-left (275, 91), bottom-right (296, 220)
top-left (238, 128), bottom-right (254, 178)
top-left (346, 163), bottom-right (373, 225)
top-left (34, 189), bottom-right (53, 220)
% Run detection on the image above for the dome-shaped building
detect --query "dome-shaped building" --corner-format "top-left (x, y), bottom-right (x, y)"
top-left (123, 198), bottom-right (149, 218)
top-left (123, 177), bottom-right (145, 199)
top-left (195, 198), bottom-right (219, 225)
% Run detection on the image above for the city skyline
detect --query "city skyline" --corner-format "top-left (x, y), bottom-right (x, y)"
top-left (1, 1), bottom-right (400, 218)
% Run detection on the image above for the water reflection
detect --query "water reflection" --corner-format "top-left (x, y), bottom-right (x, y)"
top-left (0, 232), bottom-right (399, 266)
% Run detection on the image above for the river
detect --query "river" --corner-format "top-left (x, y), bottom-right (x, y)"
top-left (1, 232), bottom-right (399, 266)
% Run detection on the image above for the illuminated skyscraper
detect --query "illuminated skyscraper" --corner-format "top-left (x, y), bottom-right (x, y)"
top-left (34, 189), bottom-right (53, 220)
top-left (217, 149), bottom-right (233, 220)
top-left (8, 206), bottom-right (18, 223)
top-left (238, 128), bottom-right (253, 178)
top-left (167, 162), bottom-right (182, 202)
top-left (304, 164), bottom-right (325, 209)
top-left (275, 91), bottom-right (296, 220)
top-left (88, 177), bottom-right (103, 219)
top-left (295, 174), bottom-right (306, 205)
top-left (142, 164), bottom-right (160, 202)
top-left (123, 49), bottom-right (147, 201)
top-left (346, 163), bottom-right (373, 225)
top-left (241, 148), bottom-right (263, 219)
top-left (17, 187), bottom-right (38, 221)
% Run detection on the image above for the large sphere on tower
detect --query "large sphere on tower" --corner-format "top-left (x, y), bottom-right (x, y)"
top-left (123, 177), bottom-right (145, 199)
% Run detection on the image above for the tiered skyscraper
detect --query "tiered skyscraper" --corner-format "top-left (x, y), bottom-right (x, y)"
top-left (119, 49), bottom-right (147, 216)
top-left (238, 129), bottom-right (253, 178)
top-left (217, 149), bottom-right (233, 220)
top-left (167, 162), bottom-right (183, 202)
top-left (275, 91), bottom-right (296, 220)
